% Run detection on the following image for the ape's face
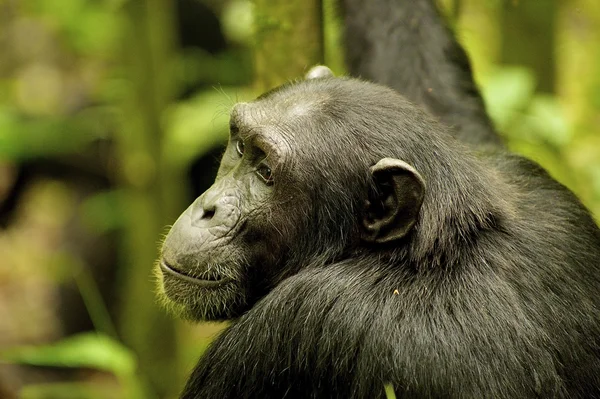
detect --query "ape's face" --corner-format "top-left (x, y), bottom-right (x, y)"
top-left (157, 97), bottom-right (297, 320)
top-left (156, 76), bottom-right (425, 321)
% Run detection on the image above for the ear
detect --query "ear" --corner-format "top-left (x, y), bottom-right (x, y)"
top-left (361, 158), bottom-right (426, 244)
top-left (305, 65), bottom-right (334, 79)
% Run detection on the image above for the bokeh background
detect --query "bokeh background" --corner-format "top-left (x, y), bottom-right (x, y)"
top-left (0, 0), bottom-right (599, 398)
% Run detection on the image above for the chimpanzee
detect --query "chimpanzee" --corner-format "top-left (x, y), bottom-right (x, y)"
top-left (156, 0), bottom-right (600, 397)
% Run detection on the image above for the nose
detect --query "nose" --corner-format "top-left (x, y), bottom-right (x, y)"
top-left (187, 179), bottom-right (242, 232)
top-left (191, 190), bottom-right (219, 225)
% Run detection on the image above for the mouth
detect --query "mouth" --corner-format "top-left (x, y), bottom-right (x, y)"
top-left (160, 260), bottom-right (233, 287)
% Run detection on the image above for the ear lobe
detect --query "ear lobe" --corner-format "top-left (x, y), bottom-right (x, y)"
top-left (305, 65), bottom-right (334, 80)
top-left (361, 158), bottom-right (426, 244)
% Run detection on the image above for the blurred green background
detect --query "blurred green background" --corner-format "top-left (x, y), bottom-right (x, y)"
top-left (0, 0), bottom-right (599, 398)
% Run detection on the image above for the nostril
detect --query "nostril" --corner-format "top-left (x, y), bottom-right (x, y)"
top-left (190, 193), bottom-right (221, 226)
top-left (202, 208), bottom-right (215, 220)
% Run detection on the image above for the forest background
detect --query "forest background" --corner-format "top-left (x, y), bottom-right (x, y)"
top-left (1, 0), bottom-right (599, 398)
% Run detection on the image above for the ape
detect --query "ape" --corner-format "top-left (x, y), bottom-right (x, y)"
top-left (156, 0), bottom-right (600, 397)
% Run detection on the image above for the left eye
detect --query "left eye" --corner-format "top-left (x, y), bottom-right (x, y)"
top-left (256, 163), bottom-right (273, 185)
top-left (235, 139), bottom-right (245, 156)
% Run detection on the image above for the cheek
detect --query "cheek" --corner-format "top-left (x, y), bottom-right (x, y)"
top-left (245, 175), bottom-right (270, 204)
top-left (248, 199), bottom-right (307, 251)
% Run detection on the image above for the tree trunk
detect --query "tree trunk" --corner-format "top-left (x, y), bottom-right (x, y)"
top-left (115, 0), bottom-right (183, 397)
top-left (500, 0), bottom-right (557, 93)
top-left (254, 0), bottom-right (324, 91)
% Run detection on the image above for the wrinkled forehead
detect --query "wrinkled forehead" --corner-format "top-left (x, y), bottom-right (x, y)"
top-left (230, 89), bottom-right (332, 153)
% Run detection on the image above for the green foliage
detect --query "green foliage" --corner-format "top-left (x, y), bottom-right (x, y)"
top-left (384, 383), bottom-right (398, 399)
top-left (2, 0), bottom-right (599, 396)
top-left (222, 0), bottom-right (254, 45)
top-left (163, 88), bottom-right (254, 169)
top-left (482, 67), bottom-right (536, 131)
top-left (80, 190), bottom-right (127, 234)
top-left (2, 333), bottom-right (147, 398)
top-left (323, 0), bottom-right (347, 75)
top-left (26, 0), bottom-right (123, 56)
top-left (483, 66), bottom-right (571, 147)
top-left (481, 66), bottom-right (576, 191)
top-left (2, 333), bottom-right (135, 375)
top-left (0, 107), bottom-right (112, 161)
top-left (176, 49), bottom-right (253, 88)
top-left (20, 382), bottom-right (119, 399)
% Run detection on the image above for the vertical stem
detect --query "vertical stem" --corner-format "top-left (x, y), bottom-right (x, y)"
top-left (500, 0), bottom-right (557, 93)
top-left (253, 0), bottom-right (324, 91)
top-left (115, 0), bottom-right (182, 397)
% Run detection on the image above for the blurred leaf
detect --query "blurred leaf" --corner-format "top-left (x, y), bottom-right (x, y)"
top-left (71, 256), bottom-right (119, 339)
top-left (1, 332), bottom-right (136, 377)
top-left (482, 66), bottom-right (578, 196)
top-left (28, 0), bottom-right (85, 26)
top-left (163, 88), bottom-right (254, 169)
top-left (323, 0), bottom-right (347, 75)
top-left (589, 165), bottom-right (600, 198)
top-left (0, 106), bottom-right (113, 160)
top-left (482, 66), bottom-right (536, 130)
top-left (589, 81), bottom-right (600, 111)
top-left (0, 110), bottom-right (21, 157)
top-left (15, 63), bottom-right (63, 115)
top-left (176, 49), bottom-right (253, 88)
top-left (483, 67), bottom-right (572, 148)
top-left (70, 7), bottom-right (123, 56)
top-left (29, 0), bottom-right (121, 57)
top-left (80, 190), bottom-right (126, 234)
top-left (222, 0), bottom-right (254, 45)
top-left (19, 382), bottom-right (115, 399)
top-left (525, 95), bottom-right (571, 147)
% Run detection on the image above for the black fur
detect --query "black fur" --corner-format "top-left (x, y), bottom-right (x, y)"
top-left (179, 78), bottom-right (600, 399)
top-left (343, 0), bottom-right (501, 148)
top-left (160, 0), bottom-right (600, 398)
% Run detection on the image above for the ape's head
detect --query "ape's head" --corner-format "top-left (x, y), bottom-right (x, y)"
top-left (155, 67), bottom-right (449, 321)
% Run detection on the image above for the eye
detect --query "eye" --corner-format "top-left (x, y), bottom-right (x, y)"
top-left (256, 163), bottom-right (273, 185)
top-left (235, 139), bottom-right (245, 157)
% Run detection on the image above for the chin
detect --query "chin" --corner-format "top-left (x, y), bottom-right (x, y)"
top-left (154, 261), bottom-right (248, 321)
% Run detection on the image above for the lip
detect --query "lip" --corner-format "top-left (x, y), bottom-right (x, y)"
top-left (160, 260), bottom-right (233, 287)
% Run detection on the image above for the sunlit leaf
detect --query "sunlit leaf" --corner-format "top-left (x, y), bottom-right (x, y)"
top-left (80, 190), bottom-right (126, 234)
top-left (222, 0), bottom-right (254, 45)
top-left (0, 106), bottom-right (112, 160)
top-left (19, 382), bottom-right (115, 399)
top-left (163, 88), bottom-right (255, 169)
top-left (1, 332), bottom-right (136, 377)
top-left (481, 66), bottom-right (536, 130)
top-left (526, 95), bottom-right (571, 146)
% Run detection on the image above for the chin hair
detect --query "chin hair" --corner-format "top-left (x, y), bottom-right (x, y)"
top-left (153, 262), bottom-right (248, 321)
